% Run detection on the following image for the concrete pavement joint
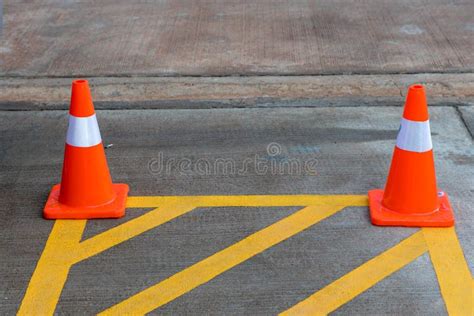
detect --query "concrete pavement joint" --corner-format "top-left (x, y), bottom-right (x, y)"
top-left (2, 70), bottom-right (474, 79)
top-left (1, 102), bottom-right (473, 112)
top-left (455, 106), bottom-right (474, 139)
top-left (1, 74), bottom-right (473, 109)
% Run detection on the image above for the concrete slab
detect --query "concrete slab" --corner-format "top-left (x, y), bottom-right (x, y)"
top-left (333, 253), bottom-right (446, 315)
top-left (156, 207), bottom-right (421, 315)
top-left (2, 0), bottom-right (473, 76)
top-left (0, 107), bottom-right (472, 314)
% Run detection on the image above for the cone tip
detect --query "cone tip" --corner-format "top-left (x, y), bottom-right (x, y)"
top-left (70, 79), bottom-right (95, 117)
top-left (403, 84), bottom-right (429, 121)
top-left (410, 84), bottom-right (424, 90)
top-left (72, 79), bottom-right (89, 86)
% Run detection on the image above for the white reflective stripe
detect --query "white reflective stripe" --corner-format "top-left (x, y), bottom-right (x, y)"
top-left (396, 118), bottom-right (432, 152)
top-left (66, 114), bottom-right (102, 147)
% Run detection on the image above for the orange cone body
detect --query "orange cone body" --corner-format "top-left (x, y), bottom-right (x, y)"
top-left (368, 84), bottom-right (454, 227)
top-left (44, 80), bottom-right (128, 219)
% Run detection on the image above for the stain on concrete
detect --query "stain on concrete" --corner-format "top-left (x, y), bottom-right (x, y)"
top-left (399, 24), bottom-right (425, 35)
top-left (465, 23), bottom-right (474, 32)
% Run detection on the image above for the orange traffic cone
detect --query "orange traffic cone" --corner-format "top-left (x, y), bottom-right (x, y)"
top-left (368, 84), bottom-right (454, 227)
top-left (43, 79), bottom-right (129, 219)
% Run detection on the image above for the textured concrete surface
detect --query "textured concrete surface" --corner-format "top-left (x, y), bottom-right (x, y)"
top-left (1, 107), bottom-right (472, 314)
top-left (1, 74), bottom-right (474, 110)
top-left (0, 0), bottom-right (473, 314)
top-left (2, 0), bottom-right (473, 76)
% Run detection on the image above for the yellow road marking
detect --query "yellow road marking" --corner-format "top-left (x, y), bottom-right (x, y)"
top-left (423, 228), bottom-right (473, 316)
top-left (74, 203), bottom-right (195, 261)
top-left (20, 195), bottom-right (471, 315)
top-left (472, 279), bottom-right (474, 307)
top-left (280, 231), bottom-right (428, 316)
top-left (18, 220), bottom-right (86, 315)
top-left (18, 202), bottom-right (195, 316)
top-left (99, 204), bottom-right (346, 315)
top-left (126, 195), bottom-right (368, 208)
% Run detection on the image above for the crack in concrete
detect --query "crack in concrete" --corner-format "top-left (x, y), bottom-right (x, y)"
top-left (455, 106), bottom-right (474, 140)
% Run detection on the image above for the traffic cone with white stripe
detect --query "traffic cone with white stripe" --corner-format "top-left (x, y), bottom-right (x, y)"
top-left (368, 84), bottom-right (454, 227)
top-left (43, 79), bottom-right (129, 219)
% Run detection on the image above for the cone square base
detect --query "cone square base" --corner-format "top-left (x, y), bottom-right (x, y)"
top-left (43, 183), bottom-right (129, 219)
top-left (368, 189), bottom-right (454, 227)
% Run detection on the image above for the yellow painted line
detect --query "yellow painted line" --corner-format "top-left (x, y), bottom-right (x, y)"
top-left (472, 279), bottom-right (474, 306)
top-left (19, 202), bottom-right (196, 315)
top-left (74, 203), bottom-right (195, 261)
top-left (423, 228), bottom-right (473, 316)
top-left (126, 195), bottom-right (368, 208)
top-left (18, 220), bottom-right (86, 316)
top-left (99, 204), bottom-right (346, 315)
top-left (20, 195), bottom-right (472, 315)
top-left (280, 231), bottom-right (428, 316)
